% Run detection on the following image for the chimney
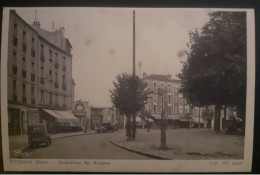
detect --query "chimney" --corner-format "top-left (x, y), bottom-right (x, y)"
top-left (60, 27), bottom-right (65, 38)
top-left (32, 21), bottom-right (40, 31)
top-left (167, 74), bottom-right (171, 80)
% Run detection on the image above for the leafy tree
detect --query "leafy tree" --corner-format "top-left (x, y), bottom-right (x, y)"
top-left (178, 12), bottom-right (246, 134)
top-left (110, 73), bottom-right (151, 140)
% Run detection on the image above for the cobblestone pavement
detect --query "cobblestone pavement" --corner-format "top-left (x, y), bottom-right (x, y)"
top-left (110, 128), bottom-right (244, 160)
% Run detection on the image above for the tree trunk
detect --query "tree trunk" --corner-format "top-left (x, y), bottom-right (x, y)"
top-left (132, 114), bottom-right (136, 140)
top-left (126, 115), bottom-right (132, 141)
top-left (215, 105), bottom-right (221, 133)
top-left (223, 106), bottom-right (226, 130)
top-left (214, 107), bottom-right (217, 131)
top-left (159, 110), bottom-right (167, 150)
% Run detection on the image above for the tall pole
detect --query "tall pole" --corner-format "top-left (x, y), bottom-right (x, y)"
top-left (133, 10), bottom-right (136, 76)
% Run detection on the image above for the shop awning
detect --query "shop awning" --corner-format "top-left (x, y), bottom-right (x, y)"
top-left (43, 109), bottom-right (79, 122)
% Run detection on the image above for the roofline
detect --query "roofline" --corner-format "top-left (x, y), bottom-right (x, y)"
top-left (10, 10), bottom-right (38, 33)
top-left (39, 35), bottom-right (72, 57)
top-left (10, 10), bottom-right (73, 57)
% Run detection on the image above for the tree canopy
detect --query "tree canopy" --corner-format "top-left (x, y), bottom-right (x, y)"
top-left (178, 12), bottom-right (246, 111)
top-left (110, 73), bottom-right (150, 116)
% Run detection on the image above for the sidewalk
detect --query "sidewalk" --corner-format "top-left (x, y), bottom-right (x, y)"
top-left (110, 128), bottom-right (244, 160)
top-left (9, 130), bottom-right (96, 157)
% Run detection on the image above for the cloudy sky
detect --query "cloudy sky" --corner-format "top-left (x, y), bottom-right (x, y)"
top-left (14, 7), bottom-right (210, 107)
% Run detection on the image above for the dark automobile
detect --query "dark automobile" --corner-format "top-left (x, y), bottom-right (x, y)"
top-left (28, 123), bottom-right (52, 147)
top-left (96, 123), bottom-right (114, 133)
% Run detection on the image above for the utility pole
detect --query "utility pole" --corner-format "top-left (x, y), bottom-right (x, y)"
top-left (133, 10), bottom-right (136, 76)
top-left (157, 88), bottom-right (167, 150)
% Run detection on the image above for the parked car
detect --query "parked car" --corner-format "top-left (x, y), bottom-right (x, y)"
top-left (28, 123), bottom-right (52, 147)
top-left (96, 123), bottom-right (114, 133)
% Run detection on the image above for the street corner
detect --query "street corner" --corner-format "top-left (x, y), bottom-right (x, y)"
top-left (110, 134), bottom-right (171, 160)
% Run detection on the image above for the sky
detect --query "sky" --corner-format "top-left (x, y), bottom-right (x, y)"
top-left (14, 7), bottom-right (210, 107)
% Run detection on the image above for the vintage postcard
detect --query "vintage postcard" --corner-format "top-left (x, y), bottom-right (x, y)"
top-left (1, 7), bottom-right (255, 172)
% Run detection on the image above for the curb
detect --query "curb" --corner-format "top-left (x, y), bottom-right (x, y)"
top-left (52, 131), bottom-right (97, 140)
top-left (110, 136), bottom-right (172, 160)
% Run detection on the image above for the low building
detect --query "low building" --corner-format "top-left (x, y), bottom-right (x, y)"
top-left (90, 107), bottom-right (115, 130)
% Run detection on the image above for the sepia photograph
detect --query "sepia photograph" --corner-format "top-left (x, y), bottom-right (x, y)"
top-left (0, 7), bottom-right (255, 172)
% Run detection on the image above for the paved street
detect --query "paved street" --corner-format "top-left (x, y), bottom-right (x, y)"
top-left (24, 131), bottom-right (151, 159)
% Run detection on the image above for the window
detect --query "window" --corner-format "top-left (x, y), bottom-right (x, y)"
top-left (23, 31), bottom-right (26, 43)
top-left (180, 97), bottom-right (183, 105)
top-left (41, 45), bottom-right (44, 60)
top-left (41, 67), bottom-right (44, 76)
top-left (22, 83), bottom-right (26, 96)
top-left (63, 75), bottom-right (65, 84)
top-left (174, 107), bottom-right (177, 114)
top-left (174, 96), bottom-right (177, 103)
top-left (185, 108), bottom-right (189, 114)
top-left (31, 86), bottom-right (35, 98)
top-left (49, 70), bottom-right (53, 82)
top-left (31, 38), bottom-right (35, 48)
top-left (31, 62), bottom-right (35, 73)
top-left (13, 80), bottom-right (16, 95)
top-left (14, 23), bottom-right (17, 36)
top-left (49, 50), bottom-right (53, 61)
top-left (154, 83), bottom-right (156, 90)
top-left (55, 73), bottom-right (58, 81)
top-left (153, 105), bottom-right (157, 113)
top-left (168, 106), bottom-right (171, 114)
top-left (168, 95), bottom-right (171, 103)
top-left (179, 107), bottom-right (183, 114)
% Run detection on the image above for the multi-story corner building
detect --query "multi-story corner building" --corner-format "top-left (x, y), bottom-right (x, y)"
top-left (142, 73), bottom-right (203, 128)
top-left (7, 10), bottom-right (77, 135)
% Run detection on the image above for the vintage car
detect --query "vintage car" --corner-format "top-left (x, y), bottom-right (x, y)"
top-left (28, 123), bottom-right (52, 147)
top-left (96, 123), bottom-right (114, 133)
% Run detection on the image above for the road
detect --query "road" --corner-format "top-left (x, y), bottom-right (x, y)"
top-left (25, 132), bottom-right (151, 159)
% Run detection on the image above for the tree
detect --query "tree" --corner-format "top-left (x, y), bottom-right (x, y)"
top-left (178, 12), bottom-right (246, 134)
top-left (202, 107), bottom-right (214, 129)
top-left (110, 73), bottom-right (151, 140)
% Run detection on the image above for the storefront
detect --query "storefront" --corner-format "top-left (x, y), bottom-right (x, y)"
top-left (41, 109), bottom-right (80, 133)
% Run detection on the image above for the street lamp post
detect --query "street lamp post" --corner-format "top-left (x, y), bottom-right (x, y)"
top-left (156, 88), bottom-right (167, 150)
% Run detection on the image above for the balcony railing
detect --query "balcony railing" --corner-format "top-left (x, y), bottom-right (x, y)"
top-left (13, 94), bottom-right (17, 102)
top-left (54, 82), bottom-right (59, 88)
top-left (22, 97), bottom-right (27, 103)
top-left (40, 77), bottom-right (45, 84)
top-left (40, 55), bottom-right (45, 62)
top-left (22, 70), bottom-right (27, 79)
top-left (13, 36), bottom-right (18, 47)
top-left (31, 73), bottom-right (35, 82)
top-left (62, 66), bottom-right (66, 71)
top-left (31, 48), bottom-right (36, 57)
top-left (31, 98), bottom-right (35, 105)
top-left (54, 62), bottom-right (59, 68)
top-left (22, 42), bottom-right (27, 52)
top-left (62, 84), bottom-right (67, 90)
top-left (12, 65), bottom-right (17, 75)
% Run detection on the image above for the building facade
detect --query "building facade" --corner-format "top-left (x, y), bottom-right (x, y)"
top-left (7, 10), bottom-right (76, 135)
top-left (142, 73), bottom-right (206, 128)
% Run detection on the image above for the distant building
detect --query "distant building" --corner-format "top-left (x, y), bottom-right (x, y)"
top-left (90, 107), bottom-right (115, 130)
top-left (142, 73), bottom-right (206, 128)
top-left (7, 10), bottom-right (77, 135)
